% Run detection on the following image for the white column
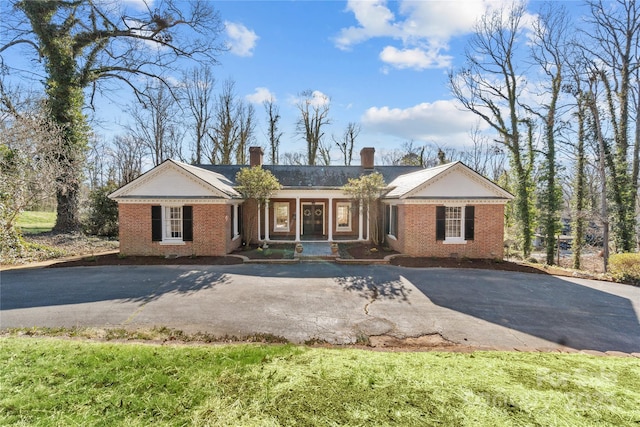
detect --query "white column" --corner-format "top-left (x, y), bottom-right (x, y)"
top-left (366, 202), bottom-right (370, 241)
top-left (264, 200), bottom-right (270, 241)
top-left (295, 197), bottom-right (301, 241)
top-left (328, 197), bottom-right (333, 241)
top-left (358, 200), bottom-right (364, 240)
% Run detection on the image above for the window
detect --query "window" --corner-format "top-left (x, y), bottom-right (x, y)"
top-left (166, 206), bottom-right (182, 239)
top-left (445, 206), bottom-right (462, 239)
top-left (274, 202), bottom-right (290, 231)
top-left (387, 205), bottom-right (398, 238)
top-left (336, 202), bottom-right (352, 231)
top-left (152, 205), bottom-right (193, 243)
top-left (436, 205), bottom-right (474, 242)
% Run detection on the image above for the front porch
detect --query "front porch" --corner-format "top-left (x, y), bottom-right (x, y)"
top-left (257, 196), bottom-right (370, 243)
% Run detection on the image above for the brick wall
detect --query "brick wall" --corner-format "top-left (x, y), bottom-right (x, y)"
top-left (396, 204), bottom-right (505, 259)
top-left (118, 203), bottom-right (240, 256)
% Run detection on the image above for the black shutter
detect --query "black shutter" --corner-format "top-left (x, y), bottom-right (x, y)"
top-left (152, 205), bottom-right (162, 241)
top-left (391, 205), bottom-right (398, 236)
top-left (183, 206), bottom-right (193, 241)
top-left (230, 205), bottom-right (235, 237)
top-left (384, 205), bottom-right (390, 235)
top-left (436, 206), bottom-right (446, 241)
top-left (464, 206), bottom-right (475, 241)
top-left (237, 204), bottom-right (243, 234)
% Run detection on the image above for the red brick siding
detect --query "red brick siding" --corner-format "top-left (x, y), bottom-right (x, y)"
top-left (395, 204), bottom-right (505, 259)
top-left (119, 203), bottom-right (240, 256)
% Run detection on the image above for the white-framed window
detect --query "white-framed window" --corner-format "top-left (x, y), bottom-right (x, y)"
top-left (336, 202), bottom-right (352, 231)
top-left (165, 206), bottom-right (183, 240)
top-left (445, 206), bottom-right (462, 239)
top-left (388, 204), bottom-right (398, 238)
top-left (274, 202), bottom-right (290, 232)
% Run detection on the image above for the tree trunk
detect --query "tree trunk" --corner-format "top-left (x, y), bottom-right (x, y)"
top-left (572, 95), bottom-right (587, 270)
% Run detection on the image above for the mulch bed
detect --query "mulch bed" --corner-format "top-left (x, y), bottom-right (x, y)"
top-left (48, 254), bottom-right (243, 268)
top-left (339, 243), bottom-right (398, 260)
top-left (390, 256), bottom-right (548, 274)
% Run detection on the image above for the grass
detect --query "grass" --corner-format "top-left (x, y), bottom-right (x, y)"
top-left (15, 211), bottom-right (56, 234)
top-left (1, 337), bottom-right (639, 426)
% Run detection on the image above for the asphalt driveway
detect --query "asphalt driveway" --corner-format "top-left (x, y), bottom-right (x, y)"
top-left (1, 263), bottom-right (639, 352)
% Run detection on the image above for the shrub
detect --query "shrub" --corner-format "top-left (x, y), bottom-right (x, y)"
top-left (84, 182), bottom-right (119, 237)
top-left (609, 253), bottom-right (640, 286)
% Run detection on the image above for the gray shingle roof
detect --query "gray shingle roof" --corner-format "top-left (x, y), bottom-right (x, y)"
top-left (196, 165), bottom-right (423, 188)
top-left (175, 160), bottom-right (240, 197)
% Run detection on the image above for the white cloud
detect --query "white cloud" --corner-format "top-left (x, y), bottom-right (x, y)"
top-left (336, 0), bottom-right (533, 70)
top-left (361, 99), bottom-right (486, 145)
top-left (334, 0), bottom-right (400, 49)
top-left (246, 87), bottom-right (275, 104)
top-left (379, 46), bottom-right (452, 70)
top-left (225, 21), bottom-right (259, 57)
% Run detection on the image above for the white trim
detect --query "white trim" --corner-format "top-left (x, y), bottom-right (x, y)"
top-left (160, 204), bottom-right (185, 244)
top-left (387, 198), bottom-right (508, 205)
top-left (264, 200), bottom-right (270, 241)
top-left (273, 201), bottom-right (290, 232)
top-left (335, 202), bottom-right (352, 232)
top-left (295, 197), bottom-right (300, 241)
top-left (116, 198), bottom-right (230, 205)
top-left (328, 197), bottom-right (334, 241)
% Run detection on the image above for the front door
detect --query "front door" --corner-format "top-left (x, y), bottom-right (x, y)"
top-left (302, 203), bottom-right (324, 237)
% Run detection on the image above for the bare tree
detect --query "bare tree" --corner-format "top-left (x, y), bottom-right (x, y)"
top-left (0, 91), bottom-right (66, 255)
top-left (295, 90), bottom-right (331, 165)
top-left (207, 79), bottom-right (254, 165)
top-left (528, 3), bottom-right (571, 264)
top-left (236, 102), bottom-right (255, 165)
top-left (281, 152), bottom-right (306, 165)
top-left (463, 124), bottom-right (507, 181)
top-left (111, 134), bottom-right (145, 185)
top-left (318, 140), bottom-right (332, 166)
top-left (183, 66), bottom-right (215, 164)
top-left (449, 2), bottom-right (536, 257)
top-left (333, 122), bottom-right (360, 166)
top-left (1, 0), bottom-right (224, 232)
top-left (581, 0), bottom-right (640, 252)
top-left (264, 97), bottom-right (283, 165)
top-left (127, 81), bottom-right (184, 166)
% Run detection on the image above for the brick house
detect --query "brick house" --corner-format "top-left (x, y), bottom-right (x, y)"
top-left (109, 147), bottom-right (513, 258)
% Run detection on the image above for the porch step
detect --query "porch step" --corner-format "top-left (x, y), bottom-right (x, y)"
top-left (294, 242), bottom-right (338, 259)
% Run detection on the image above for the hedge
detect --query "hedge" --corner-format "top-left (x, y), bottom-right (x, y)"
top-left (608, 253), bottom-right (640, 286)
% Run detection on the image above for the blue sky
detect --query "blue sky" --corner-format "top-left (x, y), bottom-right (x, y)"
top-left (213, 0), bottom-right (496, 159)
top-left (4, 0), bottom-right (587, 163)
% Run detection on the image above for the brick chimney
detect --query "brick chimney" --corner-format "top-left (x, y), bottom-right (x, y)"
top-left (360, 147), bottom-right (375, 169)
top-left (249, 146), bottom-right (264, 167)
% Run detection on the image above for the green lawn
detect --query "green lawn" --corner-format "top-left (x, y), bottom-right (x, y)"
top-left (1, 338), bottom-right (638, 426)
top-left (15, 211), bottom-right (56, 234)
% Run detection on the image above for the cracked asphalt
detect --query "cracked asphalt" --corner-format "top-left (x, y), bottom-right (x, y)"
top-left (1, 263), bottom-right (639, 352)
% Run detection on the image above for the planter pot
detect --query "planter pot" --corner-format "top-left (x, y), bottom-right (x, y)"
top-left (331, 244), bottom-right (339, 254)
top-left (295, 244), bottom-right (303, 253)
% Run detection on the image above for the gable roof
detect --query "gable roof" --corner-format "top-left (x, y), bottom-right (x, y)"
top-left (109, 159), bottom-right (240, 200)
top-left (385, 161), bottom-right (513, 200)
